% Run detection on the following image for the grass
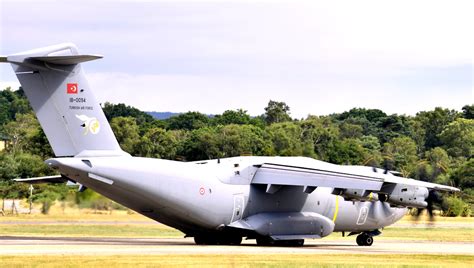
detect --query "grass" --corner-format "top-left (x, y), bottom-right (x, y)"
top-left (0, 210), bottom-right (154, 222)
top-left (0, 254), bottom-right (472, 267)
top-left (379, 227), bottom-right (474, 242)
top-left (0, 224), bottom-right (183, 238)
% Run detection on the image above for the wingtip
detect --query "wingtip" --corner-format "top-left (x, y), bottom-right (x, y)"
top-left (0, 56), bottom-right (8, 62)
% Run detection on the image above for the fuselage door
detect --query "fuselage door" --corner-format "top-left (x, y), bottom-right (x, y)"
top-left (356, 206), bottom-right (369, 225)
top-left (231, 194), bottom-right (244, 222)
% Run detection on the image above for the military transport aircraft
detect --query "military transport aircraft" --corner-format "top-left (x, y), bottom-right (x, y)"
top-left (1, 44), bottom-right (459, 247)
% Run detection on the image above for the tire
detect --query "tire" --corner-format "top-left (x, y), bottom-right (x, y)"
top-left (194, 236), bottom-right (218, 245)
top-left (356, 234), bottom-right (364, 246)
top-left (286, 239), bottom-right (304, 247)
top-left (194, 236), bottom-right (206, 245)
top-left (256, 236), bottom-right (274, 246)
top-left (221, 235), bottom-right (242, 245)
top-left (256, 237), bottom-right (304, 247)
top-left (356, 234), bottom-right (374, 246)
top-left (364, 235), bottom-right (373, 246)
top-left (228, 236), bottom-right (242, 245)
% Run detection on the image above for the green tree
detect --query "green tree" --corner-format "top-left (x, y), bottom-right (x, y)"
top-left (449, 159), bottom-right (474, 189)
top-left (182, 127), bottom-right (220, 160)
top-left (383, 136), bottom-right (418, 177)
top-left (31, 184), bottom-right (68, 214)
top-left (0, 152), bottom-right (55, 213)
top-left (300, 116), bottom-right (339, 161)
top-left (265, 122), bottom-right (311, 156)
top-left (413, 147), bottom-right (450, 183)
top-left (359, 135), bottom-right (383, 166)
top-left (444, 196), bottom-right (471, 217)
top-left (438, 118), bottom-right (474, 158)
top-left (415, 107), bottom-right (459, 149)
top-left (217, 124), bottom-right (270, 157)
top-left (3, 113), bottom-right (40, 154)
top-left (339, 122), bottom-right (363, 139)
top-left (0, 95), bottom-right (10, 127)
top-left (406, 117), bottom-right (426, 154)
top-left (26, 128), bottom-right (54, 159)
top-left (212, 109), bottom-right (251, 125)
top-left (167, 112), bottom-right (209, 130)
top-left (110, 116), bottom-right (140, 154)
top-left (0, 87), bottom-right (31, 123)
top-left (135, 128), bottom-right (179, 159)
top-left (264, 100), bottom-right (292, 125)
top-left (102, 102), bottom-right (154, 125)
top-left (327, 138), bottom-right (367, 165)
top-left (376, 114), bottom-right (413, 144)
top-left (462, 104), bottom-right (474, 119)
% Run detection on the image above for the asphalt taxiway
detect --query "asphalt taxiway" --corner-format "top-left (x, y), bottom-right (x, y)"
top-left (0, 236), bottom-right (472, 255)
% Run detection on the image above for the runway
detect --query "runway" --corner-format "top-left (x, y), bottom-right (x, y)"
top-left (0, 236), bottom-right (472, 255)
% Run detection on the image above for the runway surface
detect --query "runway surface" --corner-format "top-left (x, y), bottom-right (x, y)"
top-left (1, 236), bottom-right (472, 255)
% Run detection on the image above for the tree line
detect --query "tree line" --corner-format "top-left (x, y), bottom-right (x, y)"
top-left (0, 87), bottom-right (472, 215)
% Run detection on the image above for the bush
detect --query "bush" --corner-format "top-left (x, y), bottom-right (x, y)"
top-left (444, 196), bottom-right (471, 217)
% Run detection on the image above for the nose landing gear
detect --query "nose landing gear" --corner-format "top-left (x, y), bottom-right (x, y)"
top-left (356, 233), bottom-right (374, 246)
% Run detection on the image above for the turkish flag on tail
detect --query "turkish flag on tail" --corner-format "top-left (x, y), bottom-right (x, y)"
top-left (67, 83), bottom-right (78, 94)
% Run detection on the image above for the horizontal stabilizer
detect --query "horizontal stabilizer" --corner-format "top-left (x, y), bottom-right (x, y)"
top-left (29, 55), bottom-right (102, 65)
top-left (14, 175), bottom-right (69, 184)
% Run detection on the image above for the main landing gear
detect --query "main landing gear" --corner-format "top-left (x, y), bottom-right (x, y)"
top-left (194, 235), bottom-right (242, 245)
top-left (256, 236), bottom-right (305, 247)
top-left (356, 233), bottom-right (374, 246)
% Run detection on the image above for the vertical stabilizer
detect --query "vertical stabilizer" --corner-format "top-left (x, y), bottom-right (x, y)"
top-left (4, 43), bottom-right (125, 157)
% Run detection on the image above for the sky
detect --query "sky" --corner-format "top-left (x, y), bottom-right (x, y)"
top-left (0, 0), bottom-right (472, 118)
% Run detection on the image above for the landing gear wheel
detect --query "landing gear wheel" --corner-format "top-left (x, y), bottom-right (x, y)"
top-left (194, 236), bottom-right (207, 245)
top-left (287, 239), bottom-right (305, 247)
top-left (194, 235), bottom-right (242, 245)
top-left (364, 236), bottom-right (373, 246)
top-left (356, 234), bottom-right (373, 246)
top-left (194, 236), bottom-right (217, 245)
top-left (256, 236), bottom-right (274, 246)
top-left (223, 236), bottom-right (242, 245)
top-left (256, 237), bottom-right (304, 247)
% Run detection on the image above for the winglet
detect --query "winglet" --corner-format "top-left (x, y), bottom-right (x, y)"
top-left (0, 56), bottom-right (7, 62)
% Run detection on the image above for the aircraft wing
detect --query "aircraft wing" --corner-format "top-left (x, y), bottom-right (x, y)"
top-left (252, 163), bottom-right (383, 193)
top-left (251, 162), bottom-right (459, 208)
top-left (382, 176), bottom-right (459, 192)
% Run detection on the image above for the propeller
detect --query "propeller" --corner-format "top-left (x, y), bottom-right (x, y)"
top-left (414, 190), bottom-right (445, 221)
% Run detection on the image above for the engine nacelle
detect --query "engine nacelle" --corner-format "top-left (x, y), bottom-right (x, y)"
top-left (383, 184), bottom-right (429, 208)
top-left (333, 188), bottom-right (374, 202)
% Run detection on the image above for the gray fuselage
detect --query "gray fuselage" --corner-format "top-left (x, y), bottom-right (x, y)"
top-left (47, 155), bottom-right (406, 237)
